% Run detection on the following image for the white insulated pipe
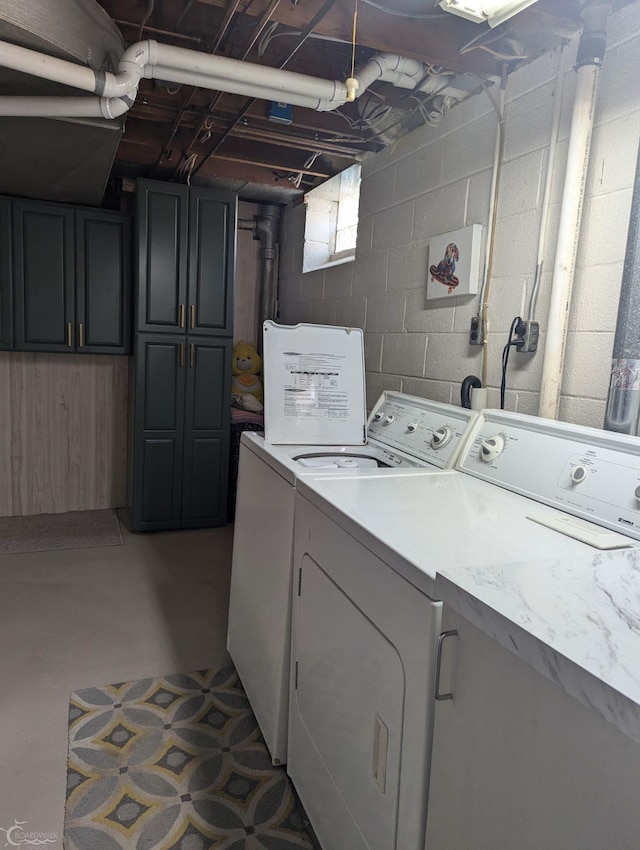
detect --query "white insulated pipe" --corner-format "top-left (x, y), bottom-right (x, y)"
top-left (0, 93), bottom-right (135, 118)
top-left (538, 3), bottom-right (610, 420)
top-left (150, 66), bottom-right (337, 111)
top-left (0, 35), bottom-right (459, 119)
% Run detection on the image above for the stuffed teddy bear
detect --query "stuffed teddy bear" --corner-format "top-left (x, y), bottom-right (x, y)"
top-left (231, 341), bottom-right (264, 409)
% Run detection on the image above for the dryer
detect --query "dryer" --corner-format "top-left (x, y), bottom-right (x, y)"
top-left (227, 391), bottom-right (478, 765)
top-left (289, 411), bottom-right (640, 850)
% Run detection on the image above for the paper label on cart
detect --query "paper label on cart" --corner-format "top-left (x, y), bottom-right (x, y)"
top-left (263, 321), bottom-right (367, 444)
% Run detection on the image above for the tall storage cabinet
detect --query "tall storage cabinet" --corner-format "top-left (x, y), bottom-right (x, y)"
top-left (132, 180), bottom-right (236, 532)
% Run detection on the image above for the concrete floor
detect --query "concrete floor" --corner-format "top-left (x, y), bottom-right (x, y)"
top-left (0, 518), bottom-right (234, 845)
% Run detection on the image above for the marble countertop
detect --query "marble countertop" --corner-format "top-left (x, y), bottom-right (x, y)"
top-left (435, 548), bottom-right (640, 745)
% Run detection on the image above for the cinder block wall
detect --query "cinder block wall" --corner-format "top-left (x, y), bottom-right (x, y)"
top-left (277, 2), bottom-right (640, 427)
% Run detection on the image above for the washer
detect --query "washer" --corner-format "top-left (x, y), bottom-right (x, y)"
top-left (289, 410), bottom-right (640, 850)
top-left (227, 391), bottom-right (478, 765)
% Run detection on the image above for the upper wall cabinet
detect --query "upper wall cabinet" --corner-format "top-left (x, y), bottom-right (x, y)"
top-left (76, 210), bottom-right (131, 354)
top-left (0, 199), bottom-right (12, 351)
top-left (13, 200), bottom-right (75, 352)
top-left (137, 180), bottom-right (236, 337)
top-left (12, 200), bottom-right (132, 355)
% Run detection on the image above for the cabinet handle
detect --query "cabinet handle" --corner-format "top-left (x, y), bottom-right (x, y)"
top-left (190, 342), bottom-right (195, 368)
top-left (67, 322), bottom-right (72, 348)
top-left (78, 323), bottom-right (84, 348)
top-left (179, 342), bottom-right (184, 367)
top-left (179, 304), bottom-right (185, 328)
top-left (434, 629), bottom-right (458, 701)
top-left (190, 304), bottom-right (196, 329)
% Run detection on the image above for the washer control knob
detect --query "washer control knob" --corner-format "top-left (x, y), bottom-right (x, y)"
top-left (373, 411), bottom-right (384, 421)
top-left (384, 414), bottom-right (395, 425)
top-left (570, 465), bottom-right (587, 484)
top-left (431, 425), bottom-right (453, 449)
top-left (635, 485), bottom-right (640, 505)
top-left (480, 434), bottom-right (505, 463)
top-left (407, 422), bottom-right (419, 433)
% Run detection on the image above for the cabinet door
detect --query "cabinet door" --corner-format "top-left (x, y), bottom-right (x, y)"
top-left (137, 180), bottom-right (188, 334)
top-left (0, 198), bottom-right (12, 350)
top-left (187, 188), bottom-right (236, 337)
top-left (132, 334), bottom-right (187, 531)
top-left (426, 607), bottom-right (640, 850)
top-left (13, 200), bottom-right (75, 352)
top-left (76, 210), bottom-right (131, 354)
top-left (181, 336), bottom-right (232, 528)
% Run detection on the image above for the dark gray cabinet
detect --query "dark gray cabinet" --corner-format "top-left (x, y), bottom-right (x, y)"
top-left (76, 210), bottom-right (132, 354)
top-left (132, 334), bottom-right (232, 531)
top-left (132, 179), bottom-right (236, 532)
top-left (12, 199), bottom-right (131, 354)
top-left (137, 181), bottom-right (235, 337)
top-left (13, 200), bottom-right (75, 352)
top-left (0, 198), bottom-right (12, 350)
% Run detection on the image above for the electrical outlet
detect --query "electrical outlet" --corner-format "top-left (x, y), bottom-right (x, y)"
top-left (470, 315), bottom-right (484, 346)
top-left (515, 320), bottom-right (540, 354)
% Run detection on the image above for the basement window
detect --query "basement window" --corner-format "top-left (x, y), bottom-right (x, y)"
top-left (302, 164), bottom-right (361, 273)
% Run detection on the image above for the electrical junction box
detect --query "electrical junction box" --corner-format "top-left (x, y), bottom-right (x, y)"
top-left (268, 102), bottom-right (293, 125)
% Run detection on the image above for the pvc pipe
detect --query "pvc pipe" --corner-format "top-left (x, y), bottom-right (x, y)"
top-left (0, 39), bottom-right (97, 93)
top-left (0, 95), bottom-right (132, 118)
top-left (527, 47), bottom-right (566, 321)
top-left (152, 42), bottom-right (347, 103)
top-left (538, 66), bottom-right (602, 419)
top-left (150, 66), bottom-right (335, 111)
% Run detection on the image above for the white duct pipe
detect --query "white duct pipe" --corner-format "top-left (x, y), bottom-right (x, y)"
top-left (153, 42), bottom-right (347, 104)
top-left (0, 93), bottom-right (135, 118)
top-left (149, 65), bottom-right (343, 112)
top-left (0, 34), bottom-right (459, 119)
top-left (538, 3), bottom-right (610, 420)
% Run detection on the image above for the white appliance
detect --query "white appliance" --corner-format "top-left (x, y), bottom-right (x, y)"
top-left (227, 390), bottom-right (478, 765)
top-left (289, 411), bottom-right (640, 850)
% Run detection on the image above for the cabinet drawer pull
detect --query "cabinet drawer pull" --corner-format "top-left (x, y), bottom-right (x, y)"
top-left (190, 342), bottom-right (195, 368)
top-left (179, 342), bottom-right (184, 367)
top-left (190, 304), bottom-right (196, 329)
top-left (67, 322), bottom-right (72, 347)
top-left (78, 323), bottom-right (84, 347)
top-left (434, 629), bottom-right (458, 701)
top-left (179, 304), bottom-right (185, 328)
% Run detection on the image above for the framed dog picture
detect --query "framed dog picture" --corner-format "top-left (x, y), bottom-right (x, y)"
top-left (426, 224), bottom-right (482, 301)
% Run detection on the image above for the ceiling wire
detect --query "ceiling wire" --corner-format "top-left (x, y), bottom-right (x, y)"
top-left (138, 0), bottom-right (155, 40)
top-left (350, 0), bottom-right (358, 80)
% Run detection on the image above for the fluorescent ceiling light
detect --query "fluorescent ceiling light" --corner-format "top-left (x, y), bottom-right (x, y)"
top-left (438, 0), bottom-right (539, 28)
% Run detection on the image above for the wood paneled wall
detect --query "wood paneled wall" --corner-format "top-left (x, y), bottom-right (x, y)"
top-left (0, 352), bottom-right (129, 517)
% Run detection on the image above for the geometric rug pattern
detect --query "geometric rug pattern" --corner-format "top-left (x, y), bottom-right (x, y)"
top-left (65, 666), bottom-right (315, 849)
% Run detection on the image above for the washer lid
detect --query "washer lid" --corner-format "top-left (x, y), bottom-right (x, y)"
top-left (263, 321), bottom-right (367, 445)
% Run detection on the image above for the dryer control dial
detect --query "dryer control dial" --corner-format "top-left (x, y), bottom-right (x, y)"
top-left (570, 465), bottom-right (587, 484)
top-left (373, 411), bottom-right (384, 421)
top-left (407, 422), bottom-right (419, 433)
top-left (384, 414), bottom-right (395, 425)
top-left (431, 425), bottom-right (452, 449)
top-left (480, 434), bottom-right (505, 463)
top-left (635, 485), bottom-right (640, 505)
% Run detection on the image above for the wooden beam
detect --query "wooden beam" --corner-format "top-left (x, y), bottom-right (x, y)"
top-left (186, 0), bottom-right (502, 74)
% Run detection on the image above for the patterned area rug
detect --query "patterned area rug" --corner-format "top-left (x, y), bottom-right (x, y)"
top-left (65, 667), bottom-right (315, 849)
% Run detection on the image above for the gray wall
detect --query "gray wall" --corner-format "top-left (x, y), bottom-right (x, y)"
top-left (277, 2), bottom-right (640, 427)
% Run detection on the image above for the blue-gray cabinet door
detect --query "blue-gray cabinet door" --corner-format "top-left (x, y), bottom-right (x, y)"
top-left (132, 334), bottom-right (187, 531)
top-left (137, 180), bottom-right (188, 334)
top-left (13, 200), bottom-right (75, 352)
top-left (0, 198), bottom-right (12, 350)
top-left (187, 188), bottom-right (236, 337)
top-left (76, 210), bottom-right (132, 354)
top-left (181, 337), bottom-right (232, 528)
